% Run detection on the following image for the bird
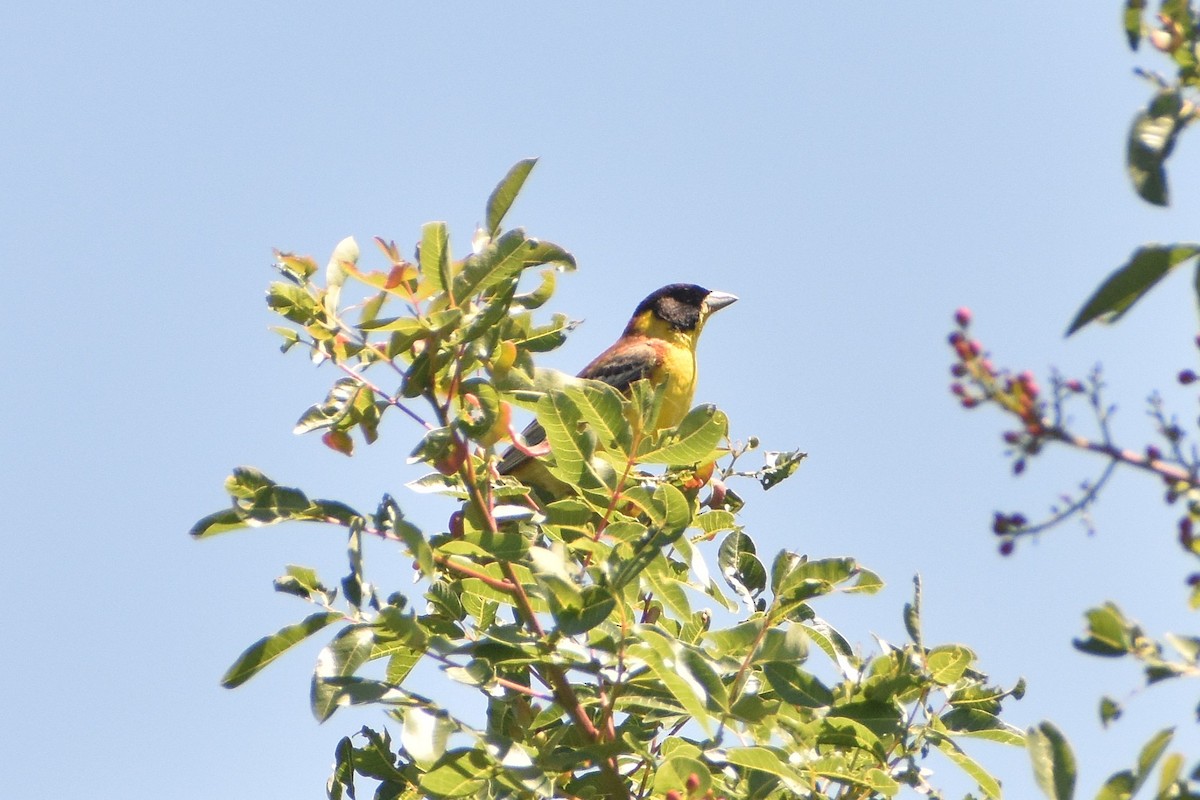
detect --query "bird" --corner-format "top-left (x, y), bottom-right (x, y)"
top-left (496, 283), bottom-right (737, 499)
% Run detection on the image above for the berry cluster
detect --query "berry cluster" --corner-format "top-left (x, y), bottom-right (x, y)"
top-left (948, 308), bottom-right (1200, 568)
top-left (947, 308), bottom-right (1071, 469)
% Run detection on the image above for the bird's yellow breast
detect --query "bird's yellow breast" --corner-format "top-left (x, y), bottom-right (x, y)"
top-left (639, 318), bottom-right (700, 430)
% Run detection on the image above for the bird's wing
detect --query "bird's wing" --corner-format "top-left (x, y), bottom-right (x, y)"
top-left (577, 338), bottom-right (661, 392)
top-left (497, 339), bottom-right (661, 476)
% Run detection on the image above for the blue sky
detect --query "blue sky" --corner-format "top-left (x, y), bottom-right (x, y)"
top-left (5, 3), bottom-right (1200, 797)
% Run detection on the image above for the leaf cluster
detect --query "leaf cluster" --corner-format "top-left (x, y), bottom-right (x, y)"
top-left (193, 161), bottom-right (1026, 799)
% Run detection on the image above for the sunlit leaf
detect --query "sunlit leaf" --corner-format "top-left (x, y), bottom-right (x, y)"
top-left (1073, 603), bottom-right (1135, 657)
top-left (420, 221), bottom-right (450, 296)
top-left (927, 644), bottom-right (975, 685)
top-left (941, 708), bottom-right (1026, 746)
top-left (221, 612), bottom-right (342, 688)
top-left (718, 531), bottom-right (767, 608)
top-left (652, 755), bottom-right (711, 797)
top-left (1127, 90), bottom-right (1190, 206)
top-left (762, 662), bottom-right (833, 707)
top-left (638, 405), bottom-right (728, 464)
top-left (1067, 244), bottom-right (1200, 335)
top-left (1028, 721), bottom-right (1076, 800)
top-left (418, 749), bottom-right (492, 797)
top-left (312, 626), bottom-right (376, 722)
top-left (327, 736), bottom-right (354, 800)
top-left (1124, 0), bottom-right (1145, 50)
top-left (934, 737), bottom-right (1002, 799)
top-left (486, 157), bottom-right (537, 237)
top-left (401, 706), bottom-right (453, 769)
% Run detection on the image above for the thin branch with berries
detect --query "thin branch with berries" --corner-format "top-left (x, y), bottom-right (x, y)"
top-left (948, 307), bottom-right (1200, 557)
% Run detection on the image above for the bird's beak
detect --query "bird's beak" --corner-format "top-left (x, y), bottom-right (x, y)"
top-left (704, 291), bottom-right (738, 313)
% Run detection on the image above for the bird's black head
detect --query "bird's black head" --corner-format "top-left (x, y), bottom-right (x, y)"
top-left (627, 283), bottom-right (737, 333)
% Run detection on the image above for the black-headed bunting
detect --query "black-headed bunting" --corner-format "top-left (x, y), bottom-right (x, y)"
top-left (497, 283), bottom-right (737, 498)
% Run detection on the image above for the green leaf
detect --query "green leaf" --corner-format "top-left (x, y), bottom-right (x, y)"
top-left (1134, 728), bottom-right (1174, 793)
top-left (1099, 696), bottom-right (1123, 727)
top-left (1124, 0), bottom-right (1145, 50)
top-left (706, 619), bottom-right (765, 655)
top-left (1028, 721), bottom-right (1076, 800)
top-left (805, 753), bottom-right (900, 796)
top-left (419, 749), bottom-right (492, 797)
top-left (1067, 244), bottom-right (1200, 335)
top-left (638, 405), bottom-right (728, 464)
top-left (827, 700), bottom-right (904, 739)
top-left (718, 531), bottom-right (767, 608)
top-left (220, 611), bottom-right (342, 688)
top-left (552, 585), bottom-right (617, 636)
top-left (1157, 752), bottom-right (1185, 797)
top-left (327, 736), bottom-right (354, 800)
top-left (294, 378), bottom-right (362, 434)
top-left (904, 574), bottom-right (923, 649)
top-left (1074, 603), bottom-right (1135, 657)
top-left (757, 449), bottom-right (806, 490)
top-left (376, 495), bottom-right (434, 578)
top-left (754, 623), bottom-right (809, 664)
top-left (562, 380), bottom-right (631, 456)
top-left (722, 746), bottom-right (802, 782)
top-left (400, 706), bottom-right (453, 769)
top-left (274, 564), bottom-right (334, 604)
top-left (817, 716), bottom-right (885, 759)
top-left (762, 662), bottom-right (834, 707)
top-left (189, 508), bottom-right (248, 538)
top-left (267, 281), bottom-right (320, 324)
top-left (452, 232), bottom-right (575, 309)
top-left (698, 510), bottom-right (738, 538)
top-left (420, 221), bottom-right (450, 296)
top-left (927, 644), bottom-right (975, 685)
top-left (324, 235), bottom-right (357, 312)
top-left (1095, 770), bottom-right (1135, 800)
top-left (311, 625), bottom-right (376, 722)
top-left (632, 626), bottom-right (721, 734)
top-left (514, 268), bottom-right (556, 309)
top-left (652, 755), bottom-right (711, 796)
top-left (934, 737), bottom-right (1002, 800)
top-left (535, 391), bottom-right (590, 485)
top-left (486, 157), bottom-right (537, 237)
top-left (1127, 90), bottom-right (1190, 206)
top-left (941, 708), bottom-right (1027, 746)
top-left (352, 727), bottom-right (407, 783)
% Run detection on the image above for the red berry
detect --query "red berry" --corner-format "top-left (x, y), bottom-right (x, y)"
top-left (1179, 370), bottom-right (1197, 385)
top-left (950, 363), bottom-right (967, 377)
top-left (950, 383), bottom-right (966, 397)
top-left (1065, 379), bottom-right (1084, 393)
top-left (1146, 445), bottom-right (1163, 461)
top-left (954, 307), bottom-right (972, 327)
top-left (999, 540), bottom-right (1015, 556)
top-left (961, 397), bottom-right (979, 409)
top-left (686, 773), bottom-right (701, 791)
top-left (1003, 431), bottom-right (1022, 445)
top-left (435, 437), bottom-right (467, 475)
